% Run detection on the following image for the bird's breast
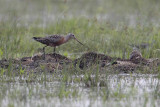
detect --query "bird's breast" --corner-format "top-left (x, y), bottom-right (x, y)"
top-left (48, 37), bottom-right (65, 47)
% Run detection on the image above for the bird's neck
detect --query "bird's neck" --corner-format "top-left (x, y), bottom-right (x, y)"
top-left (64, 35), bottom-right (71, 42)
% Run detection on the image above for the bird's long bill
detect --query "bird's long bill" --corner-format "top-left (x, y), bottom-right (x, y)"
top-left (74, 38), bottom-right (85, 46)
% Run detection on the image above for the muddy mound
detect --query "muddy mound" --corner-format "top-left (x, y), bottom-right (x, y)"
top-left (73, 52), bottom-right (113, 69)
top-left (0, 52), bottom-right (159, 73)
top-left (0, 53), bottom-right (72, 73)
top-left (111, 57), bottom-right (160, 72)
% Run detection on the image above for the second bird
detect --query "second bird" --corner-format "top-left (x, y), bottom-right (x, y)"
top-left (33, 33), bottom-right (85, 59)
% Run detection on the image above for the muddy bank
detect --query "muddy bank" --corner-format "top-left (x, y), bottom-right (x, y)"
top-left (74, 52), bottom-right (160, 73)
top-left (0, 52), bottom-right (160, 74)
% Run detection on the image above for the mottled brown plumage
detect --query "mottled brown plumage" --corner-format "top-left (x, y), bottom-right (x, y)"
top-left (33, 35), bottom-right (65, 47)
top-left (130, 47), bottom-right (142, 60)
top-left (33, 33), bottom-right (85, 59)
top-left (129, 47), bottom-right (145, 64)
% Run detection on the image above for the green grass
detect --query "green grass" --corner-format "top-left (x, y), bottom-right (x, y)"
top-left (0, 0), bottom-right (160, 59)
top-left (0, 18), bottom-right (160, 59)
top-left (0, 0), bottom-right (160, 107)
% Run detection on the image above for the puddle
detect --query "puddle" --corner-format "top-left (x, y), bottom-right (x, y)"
top-left (0, 74), bottom-right (160, 107)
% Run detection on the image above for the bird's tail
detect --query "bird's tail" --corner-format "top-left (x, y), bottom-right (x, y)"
top-left (32, 37), bottom-right (48, 45)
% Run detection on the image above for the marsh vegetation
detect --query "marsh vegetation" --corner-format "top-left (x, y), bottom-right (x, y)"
top-left (0, 0), bottom-right (160, 107)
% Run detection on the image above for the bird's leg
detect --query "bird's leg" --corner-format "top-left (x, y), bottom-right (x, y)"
top-left (53, 47), bottom-right (56, 53)
top-left (43, 46), bottom-right (47, 60)
top-left (53, 47), bottom-right (57, 62)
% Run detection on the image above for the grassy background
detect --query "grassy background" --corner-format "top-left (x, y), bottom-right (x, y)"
top-left (1, 1), bottom-right (160, 107)
top-left (0, 0), bottom-right (160, 59)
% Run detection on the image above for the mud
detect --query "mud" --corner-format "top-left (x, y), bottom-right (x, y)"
top-left (0, 52), bottom-right (159, 74)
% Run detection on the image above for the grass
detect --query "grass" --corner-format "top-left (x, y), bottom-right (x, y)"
top-left (0, 18), bottom-right (160, 59)
top-left (0, 0), bottom-right (160, 107)
top-left (0, 0), bottom-right (160, 59)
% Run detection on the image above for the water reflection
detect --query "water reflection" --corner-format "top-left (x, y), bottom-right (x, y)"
top-left (0, 74), bottom-right (160, 107)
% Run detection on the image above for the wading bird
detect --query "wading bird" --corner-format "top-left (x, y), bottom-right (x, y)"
top-left (130, 47), bottom-right (142, 64)
top-left (33, 33), bottom-right (85, 59)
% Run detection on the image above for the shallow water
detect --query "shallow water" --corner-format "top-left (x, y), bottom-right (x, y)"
top-left (0, 0), bottom-right (160, 107)
top-left (0, 74), bottom-right (160, 107)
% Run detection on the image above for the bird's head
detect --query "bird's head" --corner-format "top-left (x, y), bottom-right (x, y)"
top-left (67, 33), bottom-right (85, 46)
top-left (132, 47), bottom-right (139, 51)
top-left (68, 33), bottom-right (75, 39)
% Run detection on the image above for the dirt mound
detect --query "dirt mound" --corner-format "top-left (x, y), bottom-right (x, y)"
top-left (73, 52), bottom-right (113, 69)
top-left (0, 53), bottom-right (72, 73)
top-left (0, 52), bottom-right (159, 73)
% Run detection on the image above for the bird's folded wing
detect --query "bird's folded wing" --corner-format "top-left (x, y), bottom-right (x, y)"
top-left (46, 35), bottom-right (63, 43)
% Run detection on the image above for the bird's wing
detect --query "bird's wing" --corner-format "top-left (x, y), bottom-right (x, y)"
top-left (130, 51), bottom-right (142, 60)
top-left (46, 34), bottom-right (64, 43)
top-left (33, 37), bottom-right (50, 45)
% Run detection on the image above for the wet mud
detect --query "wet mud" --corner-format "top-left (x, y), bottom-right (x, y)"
top-left (0, 52), bottom-right (160, 74)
